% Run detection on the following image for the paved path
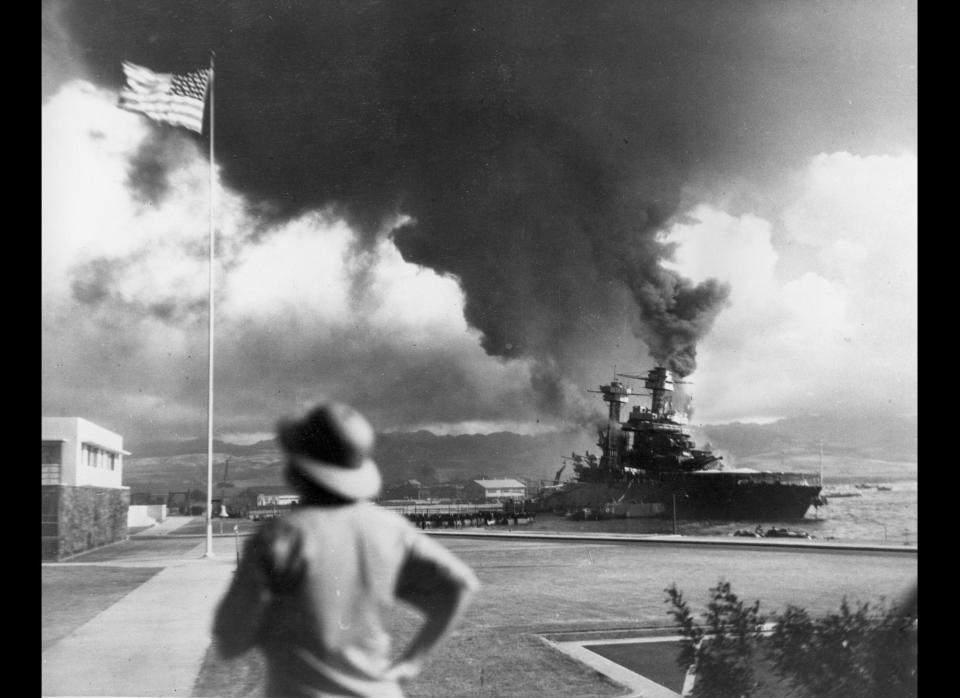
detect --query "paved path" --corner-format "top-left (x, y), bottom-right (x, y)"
top-left (42, 538), bottom-right (237, 697)
top-left (132, 515), bottom-right (197, 536)
top-left (544, 635), bottom-right (688, 698)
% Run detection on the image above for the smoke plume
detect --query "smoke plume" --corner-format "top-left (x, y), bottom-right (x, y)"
top-left (57, 0), bottom-right (873, 417)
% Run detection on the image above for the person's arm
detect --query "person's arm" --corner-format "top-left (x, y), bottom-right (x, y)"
top-left (212, 536), bottom-right (273, 658)
top-left (212, 521), bottom-right (300, 658)
top-left (386, 535), bottom-right (480, 680)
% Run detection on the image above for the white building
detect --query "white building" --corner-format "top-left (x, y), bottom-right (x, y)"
top-left (42, 418), bottom-right (129, 489)
top-left (464, 478), bottom-right (527, 503)
top-left (42, 418), bottom-right (131, 560)
top-left (256, 493), bottom-right (301, 507)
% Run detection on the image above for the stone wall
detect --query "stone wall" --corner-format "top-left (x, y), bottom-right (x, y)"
top-left (41, 485), bottom-right (129, 560)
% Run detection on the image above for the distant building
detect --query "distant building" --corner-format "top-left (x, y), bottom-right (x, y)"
top-left (382, 479), bottom-right (423, 500)
top-left (464, 479), bottom-right (527, 503)
top-left (235, 485), bottom-right (300, 509)
top-left (257, 492), bottom-right (300, 507)
top-left (42, 418), bottom-right (131, 561)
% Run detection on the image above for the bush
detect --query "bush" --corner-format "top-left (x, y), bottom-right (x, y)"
top-left (666, 581), bottom-right (765, 698)
top-left (665, 581), bottom-right (917, 698)
top-left (767, 594), bottom-right (917, 698)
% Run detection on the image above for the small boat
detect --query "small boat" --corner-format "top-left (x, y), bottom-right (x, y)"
top-left (822, 487), bottom-right (863, 498)
top-left (732, 527), bottom-right (763, 538)
top-left (763, 527), bottom-right (811, 539)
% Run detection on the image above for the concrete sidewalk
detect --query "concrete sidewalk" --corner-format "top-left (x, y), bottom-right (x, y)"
top-left (42, 538), bottom-right (238, 697)
top-left (132, 515), bottom-right (197, 536)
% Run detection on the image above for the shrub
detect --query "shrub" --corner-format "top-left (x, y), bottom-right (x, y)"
top-left (767, 594), bottom-right (917, 698)
top-left (665, 580), bottom-right (765, 698)
top-left (665, 581), bottom-right (917, 698)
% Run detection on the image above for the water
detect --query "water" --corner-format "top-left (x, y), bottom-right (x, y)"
top-left (522, 480), bottom-right (917, 546)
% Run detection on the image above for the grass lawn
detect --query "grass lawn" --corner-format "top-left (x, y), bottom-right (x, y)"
top-left (585, 639), bottom-right (798, 697)
top-left (191, 537), bottom-right (915, 697)
top-left (193, 617), bottom-right (627, 698)
top-left (168, 517), bottom-right (263, 536)
top-left (585, 640), bottom-right (689, 693)
top-left (42, 566), bottom-right (162, 650)
top-left (65, 537), bottom-right (203, 562)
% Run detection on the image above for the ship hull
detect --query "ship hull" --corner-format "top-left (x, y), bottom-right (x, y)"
top-left (536, 472), bottom-right (822, 521)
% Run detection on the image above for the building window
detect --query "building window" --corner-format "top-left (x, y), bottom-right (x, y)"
top-left (41, 464), bottom-right (60, 484)
top-left (41, 441), bottom-right (62, 485)
top-left (82, 443), bottom-right (120, 470)
top-left (42, 441), bottom-right (61, 464)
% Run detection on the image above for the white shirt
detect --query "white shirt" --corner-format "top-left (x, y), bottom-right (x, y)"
top-left (213, 501), bottom-right (478, 697)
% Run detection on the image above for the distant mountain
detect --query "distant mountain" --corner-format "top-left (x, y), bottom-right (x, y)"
top-left (128, 438), bottom-right (277, 458)
top-left (699, 413), bottom-right (918, 462)
top-left (122, 413), bottom-right (917, 494)
top-left (373, 429), bottom-right (597, 483)
top-left (123, 429), bottom-right (596, 494)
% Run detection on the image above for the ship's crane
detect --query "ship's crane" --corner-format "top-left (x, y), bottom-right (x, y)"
top-left (217, 457), bottom-right (233, 489)
top-left (554, 463), bottom-right (566, 484)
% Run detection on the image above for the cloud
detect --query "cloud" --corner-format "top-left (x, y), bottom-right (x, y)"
top-left (661, 152), bottom-right (916, 422)
top-left (41, 82), bottom-right (568, 443)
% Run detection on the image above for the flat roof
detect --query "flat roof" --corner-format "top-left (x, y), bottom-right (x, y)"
top-left (82, 441), bottom-right (132, 456)
top-left (472, 479), bottom-right (526, 488)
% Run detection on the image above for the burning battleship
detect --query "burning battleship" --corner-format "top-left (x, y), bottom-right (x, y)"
top-left (537, 367), bottom-right (825, 520)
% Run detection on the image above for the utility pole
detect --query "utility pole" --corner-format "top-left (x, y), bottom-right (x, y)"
top-left (672, 492), bottom-right (677, 535)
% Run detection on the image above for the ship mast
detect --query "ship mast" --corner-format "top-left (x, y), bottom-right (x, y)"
top-left (643, 367), bottom-right (675, 417)
top-left (617, 366), bottom-right (688, 420)
top-left (589, 380), bottom-right (633, 471)
top-left (819, 439), bottom-right (824, 487)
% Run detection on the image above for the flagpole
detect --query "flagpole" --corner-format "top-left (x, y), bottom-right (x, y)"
top-left (205, 51), bottom-right (216, 559)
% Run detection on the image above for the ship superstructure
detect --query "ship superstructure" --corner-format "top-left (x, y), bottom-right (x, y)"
top-left (542, 367), bottom-right (825, 520)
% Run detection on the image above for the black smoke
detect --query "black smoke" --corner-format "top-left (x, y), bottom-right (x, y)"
top-left (49, 0), bottom-right (914, 411)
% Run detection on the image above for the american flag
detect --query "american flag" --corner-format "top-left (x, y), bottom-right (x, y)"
top-left (119, 62), bottom-right (211, 134)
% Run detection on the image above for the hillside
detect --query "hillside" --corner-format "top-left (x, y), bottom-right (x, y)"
top-left (122, 413), bottom-right (917, 495)
top-left (699, 413), bottom-right (917, 462)
top-left (697, 413), bottom-right (917, 483)
top-left (123, 429), bottom-right (598, 495)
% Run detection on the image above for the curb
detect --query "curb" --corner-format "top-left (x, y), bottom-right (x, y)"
top-left (421, 529), bottom-right (918, 554)
top-left (133, 524), bottom-right (918, 554)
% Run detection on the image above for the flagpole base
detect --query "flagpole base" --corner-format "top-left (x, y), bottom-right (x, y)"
top-left (204, 521), bottom-right (215, 558)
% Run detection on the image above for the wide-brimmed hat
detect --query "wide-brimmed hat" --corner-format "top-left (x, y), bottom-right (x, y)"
top-left (276, 402), bottom-right (382, 501)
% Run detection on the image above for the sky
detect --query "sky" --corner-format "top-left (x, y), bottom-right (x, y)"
top-left (42, 1), bottom-right (917, 447)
